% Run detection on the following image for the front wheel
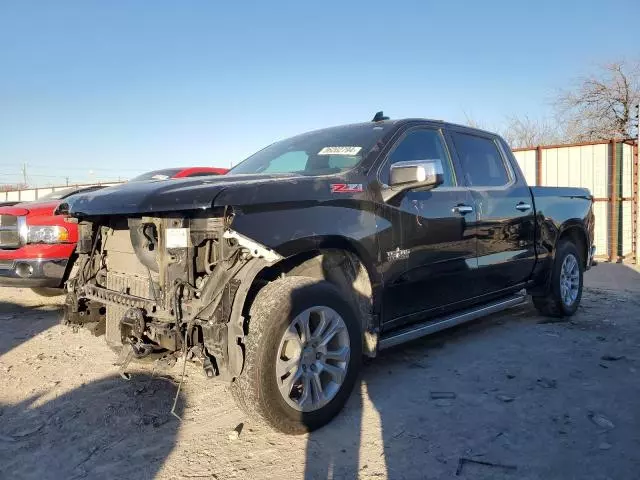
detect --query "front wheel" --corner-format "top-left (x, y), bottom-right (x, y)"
top-left (230, 276), bottom-right (362, 434)
top-left (533, 240), bottom-right (584, 317)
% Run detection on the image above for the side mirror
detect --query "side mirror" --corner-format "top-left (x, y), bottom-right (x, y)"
top-left (383, 159), bottom-right (444, 201)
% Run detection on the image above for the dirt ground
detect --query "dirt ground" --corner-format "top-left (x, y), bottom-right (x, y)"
top-left (1, 263), bottom-right (639, 480)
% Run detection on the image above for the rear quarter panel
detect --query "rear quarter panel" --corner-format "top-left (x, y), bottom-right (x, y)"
top-left (530, 186), bottom-right (594, 263)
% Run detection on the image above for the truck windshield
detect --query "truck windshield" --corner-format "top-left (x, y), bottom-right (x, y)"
top-left (229, 123), bottom-right (391, 175)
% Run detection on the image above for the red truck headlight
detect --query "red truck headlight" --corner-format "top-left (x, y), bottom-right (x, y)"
top-left (27, 225), bottom-right (69, 244)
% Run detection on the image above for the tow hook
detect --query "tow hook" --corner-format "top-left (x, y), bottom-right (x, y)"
top-left (120, 307), bottom-right (147, 341)
top-left (114, 338), bottom-right (154, 380)
top-left (185, 345), bottom-right (216, 378)
top-left (131, 340), bottom-right (154, 358)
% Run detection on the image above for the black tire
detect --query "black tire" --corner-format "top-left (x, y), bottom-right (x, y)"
top-left (31, 287), bottom-right (65, 297)
top-left (230, 276), bottom-right (362, 434)
top-left (532, 240), bottom-right (583, 317)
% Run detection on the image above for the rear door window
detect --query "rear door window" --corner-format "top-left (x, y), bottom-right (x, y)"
top-left (451, 132), bottom-right (510, 187)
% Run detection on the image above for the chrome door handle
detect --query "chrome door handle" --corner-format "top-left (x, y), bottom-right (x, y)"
top-left (515, 203), bottom-right (532, 212)
top-left (452, 204), bottom-right (474, 215)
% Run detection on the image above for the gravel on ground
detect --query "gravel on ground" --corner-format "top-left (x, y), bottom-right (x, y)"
top-left (0, 264), bottom-right (639, 480)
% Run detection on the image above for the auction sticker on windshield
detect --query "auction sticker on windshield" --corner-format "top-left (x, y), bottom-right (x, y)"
top-left (318, 146), bottom-right (362, 156)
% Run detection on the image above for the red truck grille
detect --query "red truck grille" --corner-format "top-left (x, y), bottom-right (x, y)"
top-left (0, 215), bottom-right (21, 249)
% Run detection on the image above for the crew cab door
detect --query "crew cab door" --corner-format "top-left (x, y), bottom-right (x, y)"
top-left (448, 129), bottom-right (536, 294)
top-left (378, 126), bottom-right (477, 329)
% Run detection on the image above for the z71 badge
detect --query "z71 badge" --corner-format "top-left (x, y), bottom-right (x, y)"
top-left (387, 247), bottom-right (410, 261)
top-left (331, 183), bottom-right (363, 193)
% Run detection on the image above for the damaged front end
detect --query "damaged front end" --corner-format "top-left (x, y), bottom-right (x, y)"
top-left (63, 209), bottom-right (281, 381)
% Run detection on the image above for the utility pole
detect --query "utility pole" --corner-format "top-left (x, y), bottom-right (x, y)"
top-left (66, 176), bottom-right (69, 186)
top-left (21, 162), bottom-right (27, 185)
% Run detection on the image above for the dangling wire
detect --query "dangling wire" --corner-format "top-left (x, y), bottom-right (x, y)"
top-left (171, 326), bottom-right (189, 421)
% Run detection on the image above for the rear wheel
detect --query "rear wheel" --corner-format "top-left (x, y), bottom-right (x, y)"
top-left (230, 276), bottom-right (362, 434)
top-left (533, 240), bottom-right (583, 317)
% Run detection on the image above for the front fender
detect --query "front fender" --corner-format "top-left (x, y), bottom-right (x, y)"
top-left (227, 202), bottom-right (382, 285)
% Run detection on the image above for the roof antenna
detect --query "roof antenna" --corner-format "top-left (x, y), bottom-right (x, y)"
top-left (372, 111), bottom-right (389, 122)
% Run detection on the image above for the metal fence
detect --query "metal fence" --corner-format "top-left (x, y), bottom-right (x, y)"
top-left (513, 140), bottom-right (639, 264)
top-left (0, 182), bottom-right (123, 203)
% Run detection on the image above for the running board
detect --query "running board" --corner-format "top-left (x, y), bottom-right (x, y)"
top-left (379, 294), bottom-right (527, 350)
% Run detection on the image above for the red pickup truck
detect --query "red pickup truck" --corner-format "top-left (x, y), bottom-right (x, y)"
top-left (0, 167), bottom-right (227, 293)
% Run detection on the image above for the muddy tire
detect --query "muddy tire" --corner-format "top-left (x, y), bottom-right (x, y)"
top-left (533, 240), bottom-right (583, 317)
top-left (230, 276), bottom-right (362, 434)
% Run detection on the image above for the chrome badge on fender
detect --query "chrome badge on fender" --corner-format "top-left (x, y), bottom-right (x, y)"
top-left (387, 247), bottom-right (410, 261)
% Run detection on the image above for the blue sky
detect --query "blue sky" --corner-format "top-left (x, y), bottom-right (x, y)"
top-left (0, 0), bottom-right (638, 186)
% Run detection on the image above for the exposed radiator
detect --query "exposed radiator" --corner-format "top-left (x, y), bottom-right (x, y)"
top-left (104, 271), bottom-right (154, 347)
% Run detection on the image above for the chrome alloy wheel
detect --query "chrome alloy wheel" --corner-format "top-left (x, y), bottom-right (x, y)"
top-left (275, 306), bottom-right (351, 412)
top-left (560, 253), bottom-right (580, 307)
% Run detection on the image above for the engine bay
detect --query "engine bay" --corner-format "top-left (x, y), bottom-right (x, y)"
top-left (63, 211), bottom-right (281, 381)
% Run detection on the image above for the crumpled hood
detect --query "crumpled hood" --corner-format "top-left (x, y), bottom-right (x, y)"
top-left (65, 173), bottom-right (303, 216)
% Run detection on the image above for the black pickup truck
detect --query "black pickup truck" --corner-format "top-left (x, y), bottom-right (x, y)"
top-left (62, 115), bottom-right (595, 433)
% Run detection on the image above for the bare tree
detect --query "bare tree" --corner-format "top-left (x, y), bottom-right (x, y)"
top-left (500, 115), bottom-right (564, 148)
top-left (555, 61), bottom-right (640, 141)
top-left (464, 112), bottom-right (563, 148)
top-left (462, 112), bottom-right (493, 131)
